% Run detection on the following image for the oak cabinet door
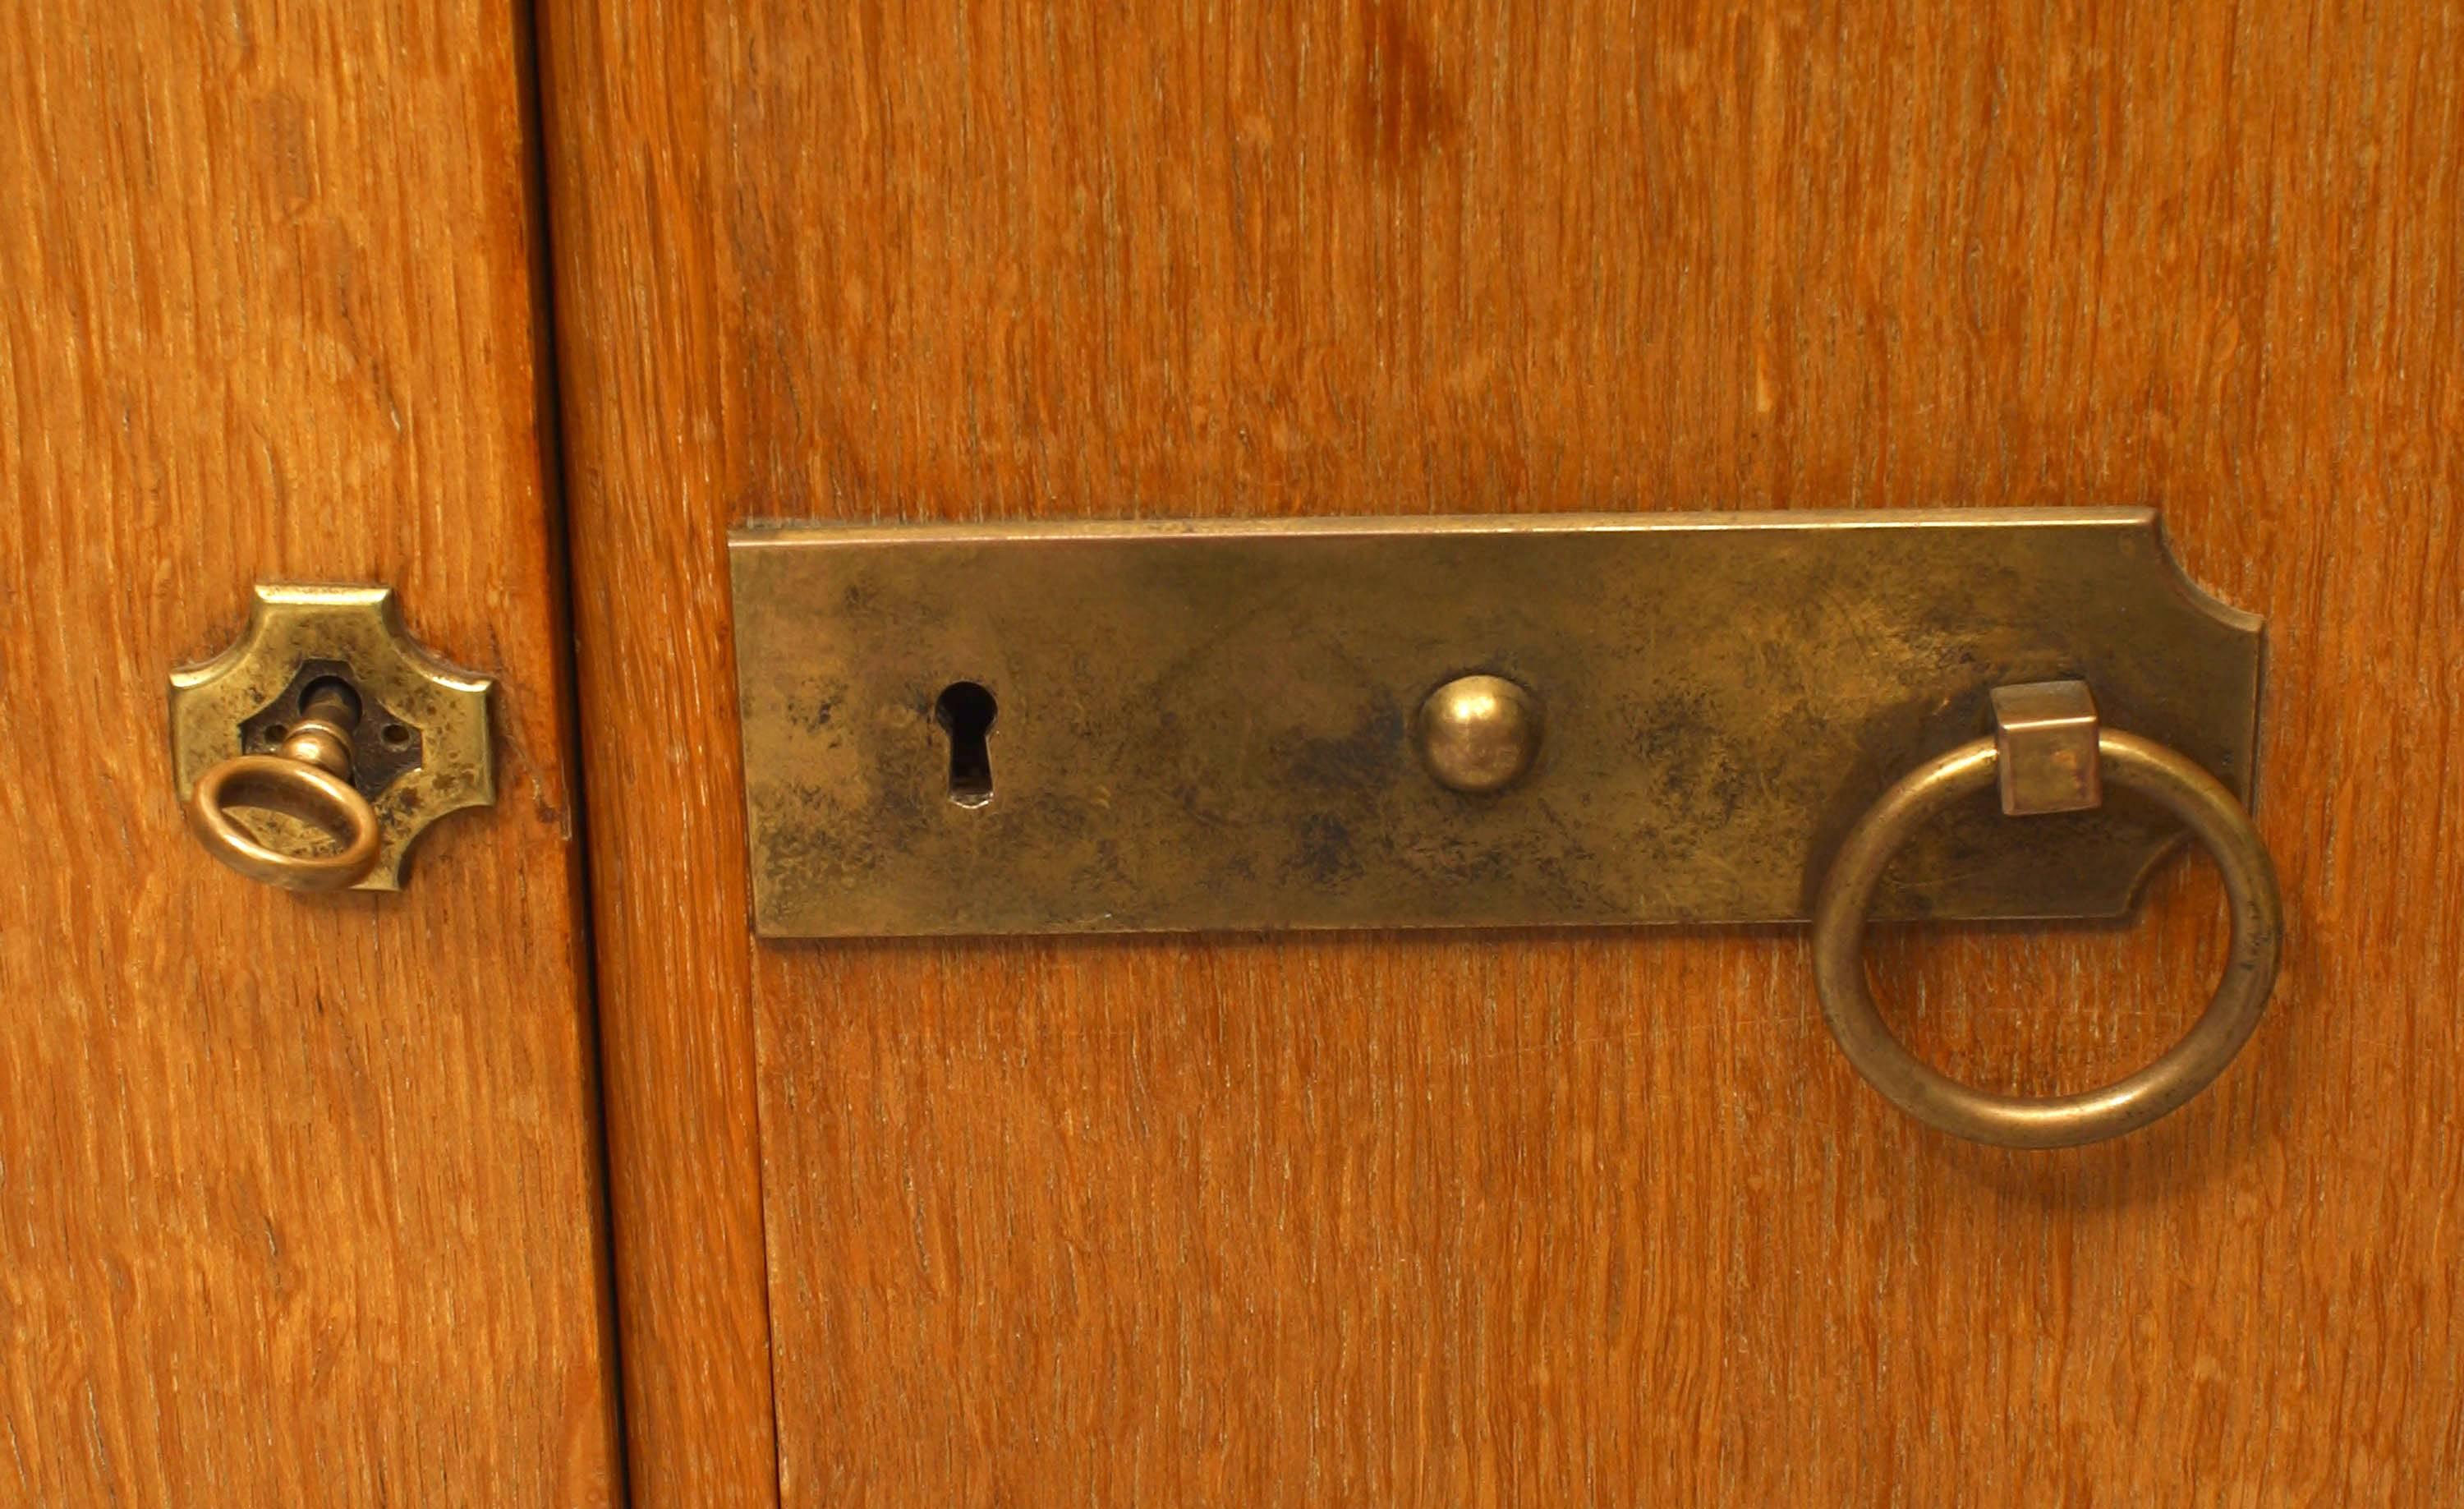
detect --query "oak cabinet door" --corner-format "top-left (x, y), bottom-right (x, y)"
top-left (2, 3), bottom-right (620, 1502)
top-left (539, 1), bottom-right (2463, 1502)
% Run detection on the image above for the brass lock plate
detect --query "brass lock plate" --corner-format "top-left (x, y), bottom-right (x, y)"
top-left (169, 585), bottom-right (494, 890)
top-left (729, 509), bottom-right (2261, 938)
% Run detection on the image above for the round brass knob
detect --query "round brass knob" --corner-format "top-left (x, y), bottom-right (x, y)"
top-left (1416, 674), bottom-right (1542, 794)
top-left (1811, 729), bottom-right (2282, 1148)
top-left (184, 683), bottom-right (384, 891)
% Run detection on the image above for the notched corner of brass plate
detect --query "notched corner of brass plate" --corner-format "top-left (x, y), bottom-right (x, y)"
top-left (169, 584), bottom-right (496, 891)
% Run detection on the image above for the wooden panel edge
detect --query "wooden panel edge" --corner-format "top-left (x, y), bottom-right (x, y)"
top-left (536, 0), bottom-right (782, 1502)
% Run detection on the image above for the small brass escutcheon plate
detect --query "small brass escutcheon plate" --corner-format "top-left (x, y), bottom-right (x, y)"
top-left (729, 509), bottom-right (2261, 938)
top-left (169, 585), bottom-right (494, 891)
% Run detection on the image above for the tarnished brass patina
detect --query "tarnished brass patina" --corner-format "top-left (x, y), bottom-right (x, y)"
top-left (170, 585), bottom-right (494, 891)
top-left (730, 509), bottom-right (2262, 938)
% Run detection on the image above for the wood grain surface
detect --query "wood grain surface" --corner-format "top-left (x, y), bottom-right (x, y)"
top-left (1, 3), bottom-right (621, 1503)
top-left (543, 0), bottom-right (2463, 1501)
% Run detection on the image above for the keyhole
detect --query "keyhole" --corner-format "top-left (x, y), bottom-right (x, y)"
top-left (934, 682), bottom-right (998, 807)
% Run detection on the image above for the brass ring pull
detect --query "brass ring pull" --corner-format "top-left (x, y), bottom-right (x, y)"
top-left (183, 682), bottom-right (384, 891)
top-left (1812, 724), bottom-right (2282, 1149)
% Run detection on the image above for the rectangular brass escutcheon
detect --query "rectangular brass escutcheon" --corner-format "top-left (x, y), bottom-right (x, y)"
top-left (729, 509), bottom-right (2261, 938)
